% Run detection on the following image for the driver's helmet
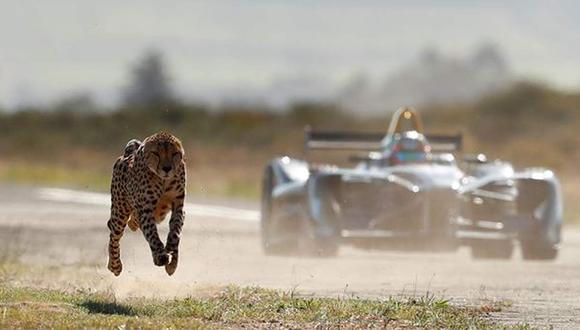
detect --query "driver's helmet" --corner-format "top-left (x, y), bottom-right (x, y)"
top-left (384, 131), bottom-right (431, 165)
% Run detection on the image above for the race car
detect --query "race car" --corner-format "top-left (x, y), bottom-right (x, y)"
top-left (260, 107), bottom-right (562, 260)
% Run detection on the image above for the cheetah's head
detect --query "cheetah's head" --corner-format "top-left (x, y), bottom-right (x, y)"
top-left (143, 132), bottom-right (184, 179)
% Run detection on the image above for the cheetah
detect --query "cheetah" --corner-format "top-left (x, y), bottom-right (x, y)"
top-left (107, 132), bottom-right (186, 276)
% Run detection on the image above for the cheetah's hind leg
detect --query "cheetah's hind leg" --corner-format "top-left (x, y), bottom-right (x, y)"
top-left (107, 209), bottom-right (130, 276)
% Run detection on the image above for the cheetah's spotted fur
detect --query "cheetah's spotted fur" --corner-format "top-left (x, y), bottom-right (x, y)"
top-left (107, 132), bottom-right (186, 276)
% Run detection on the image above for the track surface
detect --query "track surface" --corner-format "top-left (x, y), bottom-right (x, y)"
top-left (1, 185), bottom-right (579, 328)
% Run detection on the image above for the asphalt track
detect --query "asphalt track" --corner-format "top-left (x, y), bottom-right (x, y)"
top-left (0, 185), bottom-right (579, 328)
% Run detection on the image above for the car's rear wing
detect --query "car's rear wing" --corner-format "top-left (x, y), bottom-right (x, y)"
top-left (426, 134), bottom-right (463, 152)
top-left (304, 127), bottom-right (462, 153)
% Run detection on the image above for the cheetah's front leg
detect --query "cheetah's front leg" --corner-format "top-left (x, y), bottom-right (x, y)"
top-left (165, 194), bottom-right (185, 275)
top-left (138, 208), bottom-right (170, 267)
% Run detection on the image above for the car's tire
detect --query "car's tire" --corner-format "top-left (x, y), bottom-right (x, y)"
top-left (296, 216), bottom-right (339, 257)
top-left (471, 240), bottom-right (514, 260)
top-left (520, 241), bottom-right (558, 260)
top-left (261, 165), bottom-right (339, 257)
top-left (260, 166), bottom-right (286, 256)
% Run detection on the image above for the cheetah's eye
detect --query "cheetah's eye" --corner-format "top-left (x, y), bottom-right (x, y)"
top-left (151, 151), bottom-right (160, 157)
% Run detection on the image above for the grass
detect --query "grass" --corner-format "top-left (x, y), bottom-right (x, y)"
top-left (0, 161), bottom-right (262, 200)
top-left (0, 285), bottom-right (530, 329)
top-left (0, 162), bottom-right (111, 192)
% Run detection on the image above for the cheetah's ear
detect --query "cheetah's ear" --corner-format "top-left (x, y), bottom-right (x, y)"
top-left (123, 139), bottom-right (142, 157)
top-left (179, 146), bottom-right (186, 161)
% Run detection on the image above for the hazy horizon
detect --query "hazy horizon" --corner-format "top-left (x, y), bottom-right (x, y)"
top-left (1, 0), bottom-right (579, 109)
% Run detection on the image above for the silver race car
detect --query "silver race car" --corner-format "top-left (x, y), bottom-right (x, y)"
top-left (261, 107), bottom-right (562, 260)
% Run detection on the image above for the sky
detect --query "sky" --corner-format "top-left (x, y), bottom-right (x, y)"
top-left (1, 0), bottom-right (579, 108)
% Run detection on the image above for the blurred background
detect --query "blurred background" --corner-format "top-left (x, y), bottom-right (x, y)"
top-left (1, 1), bottom-right (580, 221)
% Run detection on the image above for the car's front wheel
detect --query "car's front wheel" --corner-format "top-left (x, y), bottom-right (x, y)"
top-left (520, 241), bottom-right (558, 260)
top-left (261, 166), bottom-right (287, 255)
top-left (295, 216), bottom-right (339, 257)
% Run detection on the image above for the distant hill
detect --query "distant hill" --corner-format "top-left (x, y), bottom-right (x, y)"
top-left (338, 44), bottom-right (513, 114)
